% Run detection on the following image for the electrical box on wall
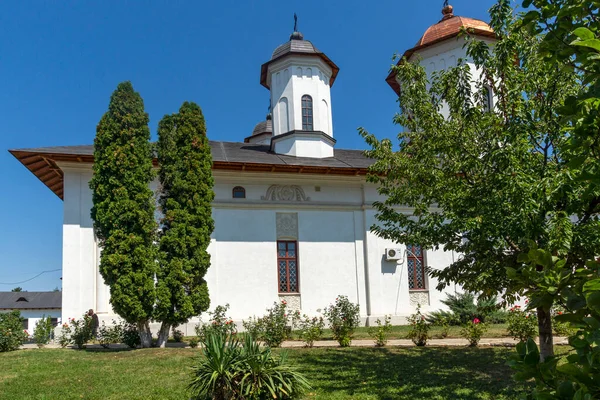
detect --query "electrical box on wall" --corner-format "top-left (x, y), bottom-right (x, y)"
top-left (385, 248), bottom-right (403, 262)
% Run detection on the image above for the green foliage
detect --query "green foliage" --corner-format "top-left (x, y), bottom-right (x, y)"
top-left (171, 328), bottom-right (184, 343)
top-left (507, 306), bottom-right (538, 342)
top-left (11, 287), bottom-right (22, 292)
top-left (155, 102), bottom-right (214, 332)
top-left (407, 305), bottom-right (430, 346)
top-left (461, 318), bottom-right (488, 347)
top-left (242, 316), bottom-right (264, 341)
top-left (188, 337), bottom-right (199, 348)
top-left (437, 316), bottom-right (451, 339)
top-left (60, 315), bottom-right (93, 349)
top-left (89, 81), bottom-right (157, 344)
top-left (0, 311), bottom-right (27, 352)
top-left (121, 323), bottom-right (141, 349)
top-left (33, 316), bottom-right (54, 347)
top-left (97, 320), bottom-right (124, 349)
top-left (196, 304), bottom-right (237, 341)
top-left (260, 301), bottom-right (291, 348)
top-left (428, 292), bottom-right (506, 325)
top-left (188, 331), bottom-right (310, 400)
top-left (551, 306), bottom-right (575, 337)
top-left (323, 296), bottom-right (361, 347)
top-left (368, 315), bottom-right (392, 347)
top-left (296, 314), bottom-right (325, 348)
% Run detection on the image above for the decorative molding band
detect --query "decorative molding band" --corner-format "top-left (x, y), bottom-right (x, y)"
top-left (276, 213), bottom-right (298, 239)
top-left (262, 185), bottom-right (310, 202)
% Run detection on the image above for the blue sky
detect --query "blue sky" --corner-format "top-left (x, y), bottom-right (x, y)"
top-left (0, 0), bottom-right (496, 291)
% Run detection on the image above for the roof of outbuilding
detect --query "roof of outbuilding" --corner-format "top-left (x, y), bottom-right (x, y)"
top-left (10, 141), bottom-right (373, 200)
top-left (0, 291), bottom-right (62, 310)
top-left (385, 4), bottom-right (495, 96)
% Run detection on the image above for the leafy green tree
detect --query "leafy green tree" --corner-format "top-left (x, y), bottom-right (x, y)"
top-left (90, 81), bottom-right (157, 348)
top-left (504, 1), bottom-right (600, 397)
top-left (360, 0), bottom-right (584, 359)
top-left (155, 102), bottom-right (214, 347)
top-left (11, 287), bottom-right (22, 292)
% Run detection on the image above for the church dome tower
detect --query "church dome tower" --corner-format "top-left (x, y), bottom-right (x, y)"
top-left (260, 16), bottom-right (339, 158)
top-left (386, 2), bottom-right (495, 96)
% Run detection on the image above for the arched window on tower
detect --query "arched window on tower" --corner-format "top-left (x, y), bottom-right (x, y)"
top-left (232, 186), bottom-right (246, 199)
top-left (301, 95), bottom-right (313, 131)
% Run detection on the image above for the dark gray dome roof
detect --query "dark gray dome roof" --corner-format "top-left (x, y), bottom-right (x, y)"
top-left (252, 117), bottom-right (273, 136)
top-left (260, 33), bottom-right (339, 89)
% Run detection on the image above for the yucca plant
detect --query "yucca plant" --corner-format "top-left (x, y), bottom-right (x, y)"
top-left (189, 331), bottom-right (310, 400)
top-left (238, 334), bottom-right (310, 399)
top-left (189, 332), bottom-right (242, 399)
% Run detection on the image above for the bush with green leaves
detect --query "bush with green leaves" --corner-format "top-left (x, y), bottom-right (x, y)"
top-left (58, 322), bottom-right (71, 348)
top-left (59, 314), bottom-right (93, 349)
top-left (507, 306), bottom-right (537, 342)
top-left (188, 331), bottom-right (310, 399)
top-left (551, 306), bottom-right (575, 337)
top-left (171, 328), bottom-right (184, 343)
top-left (242, 316), bottom-right (264, 341)
top-left (437, 316), bottom-right (451, 339)
top-left (0, 311), bottom-right (28, 352)
top-left (461, 318), bottom-right (488, 347)
top-left (121, 323), bottom-right (141, 349)
top-left (196, 304), bottom-right (237, 341)
top-left (188, 337), bottom-right (199, 348)
top-left (323, 295), bottom-right (361, 347)
top-left (33, 316), bottom-right (54, 347)
top-left (260, 300), bottom-right (292, 348)
top-left (296, 314), bottom-right (325, 348)
top-left (368, 315), bottom-right (392, 347)
top-left (97, 320), bottom-right (124, 349)
top-left (407, 305), bottom-right (430, 346)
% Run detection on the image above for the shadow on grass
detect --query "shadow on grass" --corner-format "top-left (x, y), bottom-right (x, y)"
top-left (285, 346), bottom-right (529, 400)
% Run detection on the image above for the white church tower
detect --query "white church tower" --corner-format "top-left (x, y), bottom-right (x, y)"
top-left (385, 2), bottom-right (496, 107)
top-left (260, 17), bottom-right (339, 158)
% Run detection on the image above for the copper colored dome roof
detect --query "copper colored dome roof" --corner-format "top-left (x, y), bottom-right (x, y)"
top-left (386, 4), bottom-right (495, 95)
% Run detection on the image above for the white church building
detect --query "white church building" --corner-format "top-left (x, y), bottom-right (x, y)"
top-left (10, 5), bottom-right (495, 327)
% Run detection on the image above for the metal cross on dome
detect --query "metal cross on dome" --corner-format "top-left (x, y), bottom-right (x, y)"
top-left (443, 0), bottom-right (449, 7)
top-left (293, 13), bottom-right (298, 32)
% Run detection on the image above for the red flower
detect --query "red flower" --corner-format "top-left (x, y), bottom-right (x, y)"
top-left (473, 318), bottom-right (481, 324)
top-left (557, 311), bottom-right (563, 315)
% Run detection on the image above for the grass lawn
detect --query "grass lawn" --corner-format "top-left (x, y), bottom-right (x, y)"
top-left (0, 345), bottom-right (536, 400)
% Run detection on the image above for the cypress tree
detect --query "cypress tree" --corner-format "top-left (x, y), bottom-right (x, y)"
top-left (90, 81), bottom-right (157, 348)
top-left (155, 102), bottom-right (214, 347)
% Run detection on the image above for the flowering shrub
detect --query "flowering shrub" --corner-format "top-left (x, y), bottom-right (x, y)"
top-left (297, 314), bottom-right (325, 348)
top-left (324, 295), bottom-right (361, 347)
top-left (242, 316), bottom-right (264, 341)
top-left (551, 306), bottom-right (575, 337)
top-left (0, 311), bottom-right (28, 352)
top-left (196, 304), bottom-right (237, 341)
top-left (461, 318), bottom-right (488, 346)
top-left (58, 315), bottom-right (93, 349)
top-left (368, 315), bottom-right (392, 347)
top-left (97, 320), bottom-right (124, 349)
top-left (260, 301), bottom-right (291, 347)
top-left (33, 316), bottom-right (54, 347)
top-left (437, 316), bottom-right (450, 338)
top-left (122, 323), bottom-right (140, 348)
top-left (407, 305), bottom-right (430, 346)
top-left (171, 328), bottom-right (184, 343)
top-left (507, 305), bottom-right (537, 342)
top-left (188, 337), bottom-right (199, 348)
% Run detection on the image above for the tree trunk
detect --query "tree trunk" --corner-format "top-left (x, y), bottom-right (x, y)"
top-left (137, 320), bottom-right (153, 348)
top-left (537, 306), bottom-right (554, 361)
top-left (156, 322), bottom-right (171, 348)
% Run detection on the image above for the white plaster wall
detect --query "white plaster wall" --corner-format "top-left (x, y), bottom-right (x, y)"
top-left (269, 56), bottom-right (334, 137)
top-left (272, 134), bottom-right (334, 158)
top-left (58, 166), bottom-right (459, 326)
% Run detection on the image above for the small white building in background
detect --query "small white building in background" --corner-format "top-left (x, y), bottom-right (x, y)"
top-left (10, 5), bottom-right (495, 332)
top-left (0, 292), bottom-right (61, 333)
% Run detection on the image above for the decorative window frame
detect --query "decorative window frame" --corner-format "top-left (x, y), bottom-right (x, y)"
top-left (407, 244), bottom-right (428, 291)
top-left (277, 240), bottom-right (300, 294)
top-left (301, 95), bottom-right (313, 131)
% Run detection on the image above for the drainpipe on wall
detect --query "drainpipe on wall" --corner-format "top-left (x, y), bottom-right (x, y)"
top-left (361, 184), bottom-right (372, 322)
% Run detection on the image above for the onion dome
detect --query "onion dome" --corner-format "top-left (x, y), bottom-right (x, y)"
top-left (260, 30), bottom-right (339, 89)
top-left (386, 2), bottom-right (495, 95)
top-left (244, 114), bottom-right (273, 143)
